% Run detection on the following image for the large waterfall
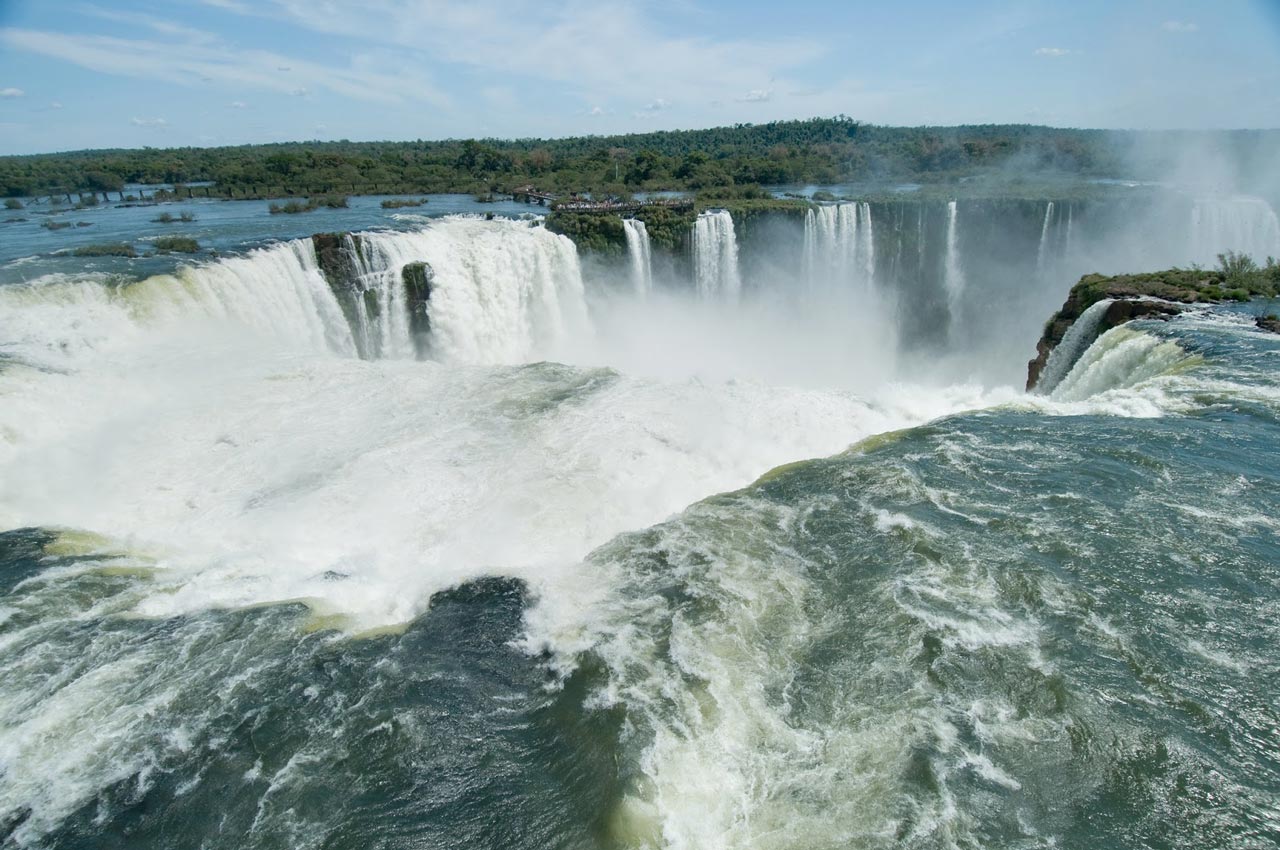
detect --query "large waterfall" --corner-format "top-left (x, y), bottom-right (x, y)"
top-left (354, 219), bottom-right (588, 364)
top-left (803, 202), bottom-right (875, 294)
top-left (0, 217), bottom-right (590, 370)
top-left (1189, 197), bottom-right (1280, 266)
top-left (622, 218), bottom-right (653, 296)
top-left (693, 209), bottom-right (741, 300)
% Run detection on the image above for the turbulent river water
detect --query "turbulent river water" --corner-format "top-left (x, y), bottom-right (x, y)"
top-left (1, 203), bottom-right (1279, 849)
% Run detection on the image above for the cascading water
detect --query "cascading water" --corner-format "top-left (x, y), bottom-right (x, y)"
top-left (1036, 201), bottom-right (1055, 278)
top-left (1033, 298), bottom-right (1115, 394)
top-left (353, 218), bottom-right (589, 364)
top-left (693, 209), bottom-right (741, 300)
top-left (943, 200), bottom-right (965, 318)
top-left (1189, 196), bottom-right (1280, 265)
top-left (803, 202), bottom-right (875, 295)
top-left (622, 218), bottom-right (653, 296)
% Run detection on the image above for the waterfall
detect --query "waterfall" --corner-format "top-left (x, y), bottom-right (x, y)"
top-left (943, 201), bottom-right (965, 316)
top-left (622, 218), bottom-right (653, 296)
top-left (1065, 204), bottom-right (1074, 259)
top-left (350, 218), bottom-right (589, 364)
top-left (344, 234), bottom-right (415, 360)
top-left (1189, 197), bottom-right (1280, 266)
top-left (1035, 298), bottom-right (1114, 395)
top-left (1, 217), bottom-right (590, 369)
top-left (803, 202), bottom-right (874, 294)
top-left (858, 202), bottom-right (876, 284)
top-left (693, 210), bottom-right (741, 300)
top-left (1036, 201), bottom-right (1055, 278)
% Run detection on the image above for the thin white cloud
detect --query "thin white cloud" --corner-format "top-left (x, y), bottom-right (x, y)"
top-left (0, 27), bottom-right (451, 107)
top-left (1163, 20), bottom-right (1198, 33)
top-left (80, 6), bottom-right (218, 44)
top-left (739, 89), bottom-right (772, 102)
top-left (1035, 47), bottom-right (1070, 57)
top-left (0, 87), bottom-right (24, 98)
top-left (131, 116), bottom-right (167, 126)
top-left (229, 100), bottom-right (246, 108)
top-left (588, 105), bottom-right (604, 116)
top-left (199, 0), bottom-right (820, 117)
top-left (50, 100), bottom-right (63, 109)
top-left (642, 98), bottom-right (669, 112)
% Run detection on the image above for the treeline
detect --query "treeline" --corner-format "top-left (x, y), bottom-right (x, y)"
top-left (1, 117), bottom-right (1274, 198)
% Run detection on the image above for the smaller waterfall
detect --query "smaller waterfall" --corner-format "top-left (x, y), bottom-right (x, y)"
top-left (1065, 204), bottom-right (1074, 259)
top-left (1035, 298), bottom-right (1114, 395)
top-left (803, 202), bottom-right (875, 294)
top-left (345, 234), bottom-right (416, 360)
top-left (1036, 201), bottom-right (1055, 278)
top-left (1189, 197), bottom-right (1280, 266)
top-left (622, 218), bottom-right (653, 296)
top-left (943, 201), bottom-right (965, 316)
top-left (693, 210), bottom-right (741, 300)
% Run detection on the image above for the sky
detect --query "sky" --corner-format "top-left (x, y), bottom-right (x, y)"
top-left (0, 0), bottom-right (1278, 154)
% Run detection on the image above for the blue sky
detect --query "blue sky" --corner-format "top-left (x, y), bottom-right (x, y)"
top-left (0, 0), bottom-right (1277, 154)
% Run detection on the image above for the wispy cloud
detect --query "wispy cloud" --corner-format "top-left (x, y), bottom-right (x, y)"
top-left (0, 27), bottom-right (452, 107)
top-left (1162, 20), bottom-right (1198, 33)
top-left (80, 6), bottom-right (218, 44)
top-left (739, 89), bottom-right (772, 102)
top-left (195, 0), bottom-right (820, 117)
top-left (229, 100), bottom-right (246, 108)
top-left (1035, 47), bottom-right (1070, 57)
top-left (0, 87), bottom-right (24, 98)
top-left (130, 116), bottom-right (167, 126)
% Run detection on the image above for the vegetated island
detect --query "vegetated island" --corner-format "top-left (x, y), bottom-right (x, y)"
top-left (1027, 252), bottom-right (1280, 390)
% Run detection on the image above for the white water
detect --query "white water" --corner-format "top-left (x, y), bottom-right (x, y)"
top-left (1036, 201), bottom-right (1055, 278)
top-left (622, 218), bottom-right (654, 296)
top-left (1051, 325), bottom-right (1195, 402)
top-left (0, 215), bottom-right (1007, 636)
top-left (1034, 298), bottom-right (1114, 395)
top-left (693, 210), bottom-right (742, 300)
top-left (803, 203), bottom-right (874, 295)
top-left (344, 233), bottom-right (415, 359)
top-left (943, 200), bottom-right (965, 318)
top-left (1189, 196), bottom-right (1280, 265)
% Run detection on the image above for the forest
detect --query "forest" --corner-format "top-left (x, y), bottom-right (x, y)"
top-left (1, 117), bottom-right (1275, 199)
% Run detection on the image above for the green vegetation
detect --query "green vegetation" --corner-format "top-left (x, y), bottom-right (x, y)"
top-left (380, 198), bottom-right (428, 209)
top-left (3, 198), bottom-right (21, 210)
top-left (153, 211), bottom-right (196, 223)
top-left (73, 243), bottom-right (136, 258)
top-left (153, 236), bottom-right (200, 253)
top-left (8, 117), bottom-right (1273, 200)
top-left (269, 195), bottom-right (349, 214)
top-left (41, 220), bottom-right (72, 230)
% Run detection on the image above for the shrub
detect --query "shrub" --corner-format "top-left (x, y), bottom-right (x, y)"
top-left (41, 220), bottom-right (73, 230)
top-left (153, 236), bottom-right (199, 253)
top-left (381, 198), bottom-right (428, 209)
top-left (4, 198), bottom-right (22, 210)
top-left (73, 242), bottom-right (137, 257)
top-left (153, 212), bottom-right (176, 223)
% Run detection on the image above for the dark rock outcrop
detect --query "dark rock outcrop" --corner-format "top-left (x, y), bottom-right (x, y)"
top-left (1026, 269), bottom-right (1240, 391)
top-left (1257, 314), bottom-right (1280, 334)
top-left (402, 261), bottom-right (433, 357)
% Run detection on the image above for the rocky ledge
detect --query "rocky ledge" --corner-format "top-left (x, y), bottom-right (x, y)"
top-left (1027, 269), bottom-right (1272, 391)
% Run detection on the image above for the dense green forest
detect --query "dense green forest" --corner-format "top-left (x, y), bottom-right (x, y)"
top-left (1, 117), bottom-right (1275, 199)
